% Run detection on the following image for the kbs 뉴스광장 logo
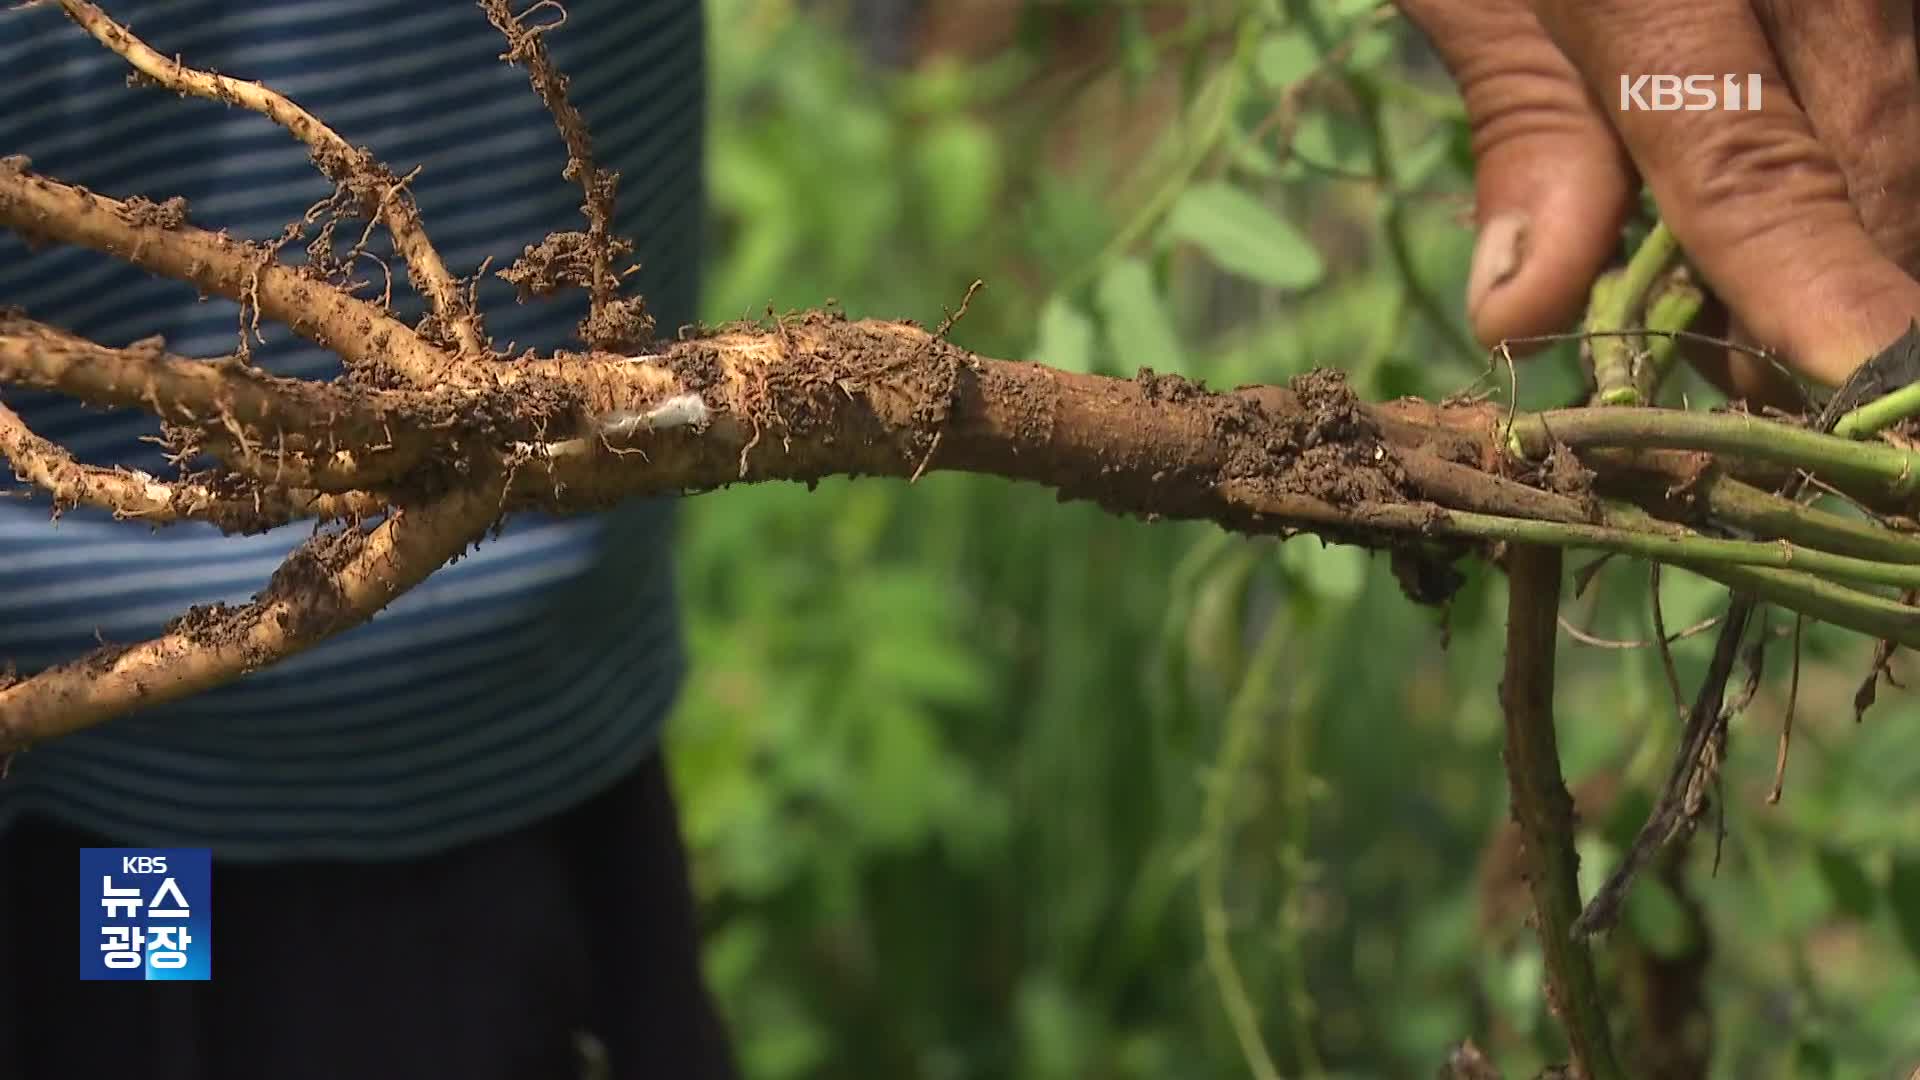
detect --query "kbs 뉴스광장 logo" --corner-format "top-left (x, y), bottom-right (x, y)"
top-left (79, 848), bottom-right (211, 981)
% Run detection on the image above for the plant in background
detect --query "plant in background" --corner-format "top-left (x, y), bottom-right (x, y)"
top-left (6, 1), bottom-right (1920, 1077)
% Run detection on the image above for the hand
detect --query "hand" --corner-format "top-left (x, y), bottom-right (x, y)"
top-left (1398, 0), bottom-right (1920, 393)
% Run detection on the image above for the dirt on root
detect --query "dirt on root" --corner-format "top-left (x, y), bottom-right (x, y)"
top-left (309, 144), bottom-right (394, 215)
top-left (1541, 441), bottom-right (1597, 500)
top-left (498, 231), bottom-right (632, 299)
top-left (118, 194), bottom-right (189, 229)
top-left (1134, 367), bottom-right (1205, 403)
top-left (497, 232), bottom-right (653, 351)
top-left (1, 156), bottom-right (58, 251)
top-left (666, 344), bottom-right (725, 397)
top-left (578, 296), bottom-right (653, 353)
top-left (649, 316), bottom-right (1425, 533)
top-left (262, 526), bottom-right (364, 634)
top-left (161, 361), bottom-right (575, 533)
top-left (1222, 368), bottom-right (1410, 508)
top-left (1128, 365), bottom-right (1412, 509)
top-left (663, 309), bottom-right (965, 476)
top-left (164, 525), bottom-right (367, 654)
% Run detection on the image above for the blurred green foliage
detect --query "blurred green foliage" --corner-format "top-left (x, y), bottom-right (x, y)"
top-left (668, 1), bottom-right (1920, 1076)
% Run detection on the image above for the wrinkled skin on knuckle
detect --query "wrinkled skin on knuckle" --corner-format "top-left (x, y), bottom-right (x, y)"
top-left (1464, 80), bottom-right (1602, 157)
top-left (1858, 188), bottom-right (1920, 275)
top-left (1400, 0), bottom-right (1580, 109)
top-left (1532, 0), bottom-right (1725, 72)
top-left (1814, 76), bottom-right (1918, 142)
top-left (1664, 121), bottom-right (1857, 254)
top-left (1797, 82), bottom-right (1920, 265)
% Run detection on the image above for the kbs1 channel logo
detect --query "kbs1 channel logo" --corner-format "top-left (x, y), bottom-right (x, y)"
top-left (1619, 73), bottom-right (1764, 113)
top-left (79, 848), bottom-right (212, 981)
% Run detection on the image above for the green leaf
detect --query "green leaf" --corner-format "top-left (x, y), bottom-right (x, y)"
top-left (1231, 136), bottom-right (1284, 179)
top-left (1623, 875), bottom-right (1694, 958)
top-left (1394, 130), bottom-right (1456, 190)
top-left (1118, 7), bottom-right (1157, 82)
top-left (1095, 258), bottom-right (1185, 374)
top-left (1255, 30), bottom-right (1320, 91)
top-left (914, 117), bottom-right (1000, 247)
top-left (1889, 855), bottom-right (1920, 963)
top-left (1497, 947), bottom-right (1545, 1032)
top-left (1290, 110), bottom-right (1374, 174)
top-left (855, 706), bottom-right (945, 847)
top-left (1575, 834), bottom-right (1619, 916)
top-left (1023, 175), bottom-right (1118, 282)
top-left (1601, 784), bottom-right (1656, 854)
top-left (1325, 0), bottom-right (1384, 21)
top-left (863, 631), bottom-right (992, 709)
top-left (1166, 182), bottom-right (1325, 290)
top-left (1344, 25), bottom-right (1397, 72)
top-left (1281, 538), bottom-right (1369, 602)
top-left (1816, 847), bottom-right (1879, 918)
top-left (1794, 1039), bottom-right (1836, 1080)
top-left (1015, 976), bottom-right (1100, 1076)
top-left (1034, 296), bottom-right (1096, 374)
top-left (1185, 547), bottom-right (1260, 696)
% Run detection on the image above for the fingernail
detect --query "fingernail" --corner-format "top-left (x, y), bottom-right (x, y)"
top-left (1467, 210), bottom-right (1530, 319)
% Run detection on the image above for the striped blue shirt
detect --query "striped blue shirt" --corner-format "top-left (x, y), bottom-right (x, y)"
top-left (0, 0), bottom-right (703, 859)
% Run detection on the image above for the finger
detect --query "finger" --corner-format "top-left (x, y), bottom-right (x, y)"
top-left (1533, 0), bottom-right (1920, 386)
top-left (1757, 1), bottom-right (1920, 273)
top-left (1397, 0), bottom-right (1636, 351)
top-left (1681, 301), bottom-right (1809, 411)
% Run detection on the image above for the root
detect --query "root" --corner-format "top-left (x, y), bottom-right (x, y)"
top-left (0, 160), bottom-right (452, 384)
top-left (0, 479), bottom-right (504, 744)
top-left (0, 397), bottom-right (379, 531)
top-left (52, 0), bottom-right (484, 360)
top-left (480, 0), bottom-right (650, 351)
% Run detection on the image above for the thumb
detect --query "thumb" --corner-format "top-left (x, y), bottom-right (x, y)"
top-left (1399, 0), bottom-right (1636, 350)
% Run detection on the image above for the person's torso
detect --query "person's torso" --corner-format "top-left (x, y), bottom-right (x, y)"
top-left (0, 0), bottom-right (705, 858)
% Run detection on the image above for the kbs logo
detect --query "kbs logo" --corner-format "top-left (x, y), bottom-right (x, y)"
top-left (1619, 74), bottom-right (1763, 112)
top-left (79, 847), bottom-right (212, 981)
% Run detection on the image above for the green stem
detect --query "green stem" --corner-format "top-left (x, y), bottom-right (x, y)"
top-left (1445, 503), bottom-right (1920, 593)
top-left (1634, 274), bottom-right (1704, 403)
top-left (1432, 503), bottom-right (1920, 647)
top-left (1589, 222), bottom-right (1681, 405)
top-left (1732, 818), bottom-right (1829, 1026)
top-left (1694, 473), bottom-right (1920, 565)
top-left (1831, 379), bottom-right (1920, 440)
top-left (1199, 608), bottom-right (1295, 1080)
top-left (1230, 493), bottom-right (1920, 646)
top-left (1584, 268), bottom-right (1630, 399)
top-left (1275, 672), bottom-right (1323, 1078)
top-left (1607, 223), bottom-right (1681, 330)
top-left (1508, 408), bottom-right (1920, 500)
top-left (1500, 545), bottom-right (1625, 1080)
top-left (1354, 287), bottom-right (1409, 386)
top-left (1059, 22), bottom-right (1258, 297)
top-left (1365, 71), bottom-right (1467, 124)
top-left (1302, 0), bottom-right (1480, 367)
top-left (1678, 560), bottom-right (1920, 648)
top-left (1380, 185), bottom-right (1480, 366)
